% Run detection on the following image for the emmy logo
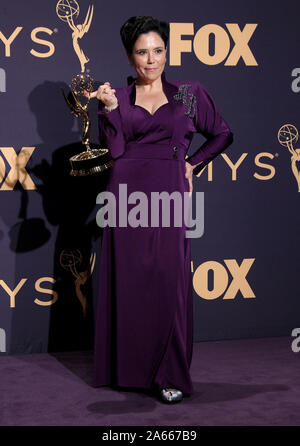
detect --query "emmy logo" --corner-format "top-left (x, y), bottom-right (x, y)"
top-left (59, 249), bottom-right (96, 317)
top-left (278, 124), bottom-right (300, 192)
top-left (56, 0), bottom-right (94, 73)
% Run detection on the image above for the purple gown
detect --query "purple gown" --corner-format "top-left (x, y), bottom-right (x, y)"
top-left (93, 70), bottom-right (233, 396)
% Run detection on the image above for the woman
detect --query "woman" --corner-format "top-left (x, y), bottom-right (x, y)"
top-left (89, 16), bottom-right (234, 404)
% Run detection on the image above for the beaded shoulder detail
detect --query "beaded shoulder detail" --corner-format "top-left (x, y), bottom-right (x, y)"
top-left (173, 84), bottom-right (197, 118)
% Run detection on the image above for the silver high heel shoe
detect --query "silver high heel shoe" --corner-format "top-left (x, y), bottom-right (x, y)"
top-left (160, 388), bottom-right (183, 403)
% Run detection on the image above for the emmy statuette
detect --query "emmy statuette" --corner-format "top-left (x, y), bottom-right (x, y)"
top-left (62, 73), bottom-right (112, 176)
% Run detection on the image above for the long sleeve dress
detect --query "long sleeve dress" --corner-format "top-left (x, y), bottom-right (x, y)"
top-left (93, 70), bottom-right (233, 396)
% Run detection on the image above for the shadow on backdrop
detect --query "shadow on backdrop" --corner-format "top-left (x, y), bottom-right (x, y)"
top-left (9, 80), bottom-right (110, 353)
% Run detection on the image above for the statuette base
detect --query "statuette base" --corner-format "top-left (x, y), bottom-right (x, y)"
top-left (69, 148), bottom-right (112, 176)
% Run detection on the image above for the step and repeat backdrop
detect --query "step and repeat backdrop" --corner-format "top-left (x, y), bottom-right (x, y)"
top-left (0, 0), bottom-right (299, 354)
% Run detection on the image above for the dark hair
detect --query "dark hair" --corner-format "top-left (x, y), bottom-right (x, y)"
top-left (120, 16), bottom-right (169, 54)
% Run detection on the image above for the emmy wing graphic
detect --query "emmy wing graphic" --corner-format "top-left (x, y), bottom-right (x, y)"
top-left (60, 249), bottom-right (96, 317)
top-left (278, 124), bottom-right (300, 192)
top-left (56, 0), bottom-right (94, 73)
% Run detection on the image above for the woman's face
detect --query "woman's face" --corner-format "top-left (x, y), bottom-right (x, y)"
top-left (128, 31), bottom-right (167, 83)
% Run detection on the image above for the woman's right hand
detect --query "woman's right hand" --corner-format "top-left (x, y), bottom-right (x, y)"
top-left (84, 81), bottom-right (118, 108)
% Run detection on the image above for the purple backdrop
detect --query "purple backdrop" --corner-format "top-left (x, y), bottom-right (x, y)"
top-left (0, 0), bottom-right (299, 354)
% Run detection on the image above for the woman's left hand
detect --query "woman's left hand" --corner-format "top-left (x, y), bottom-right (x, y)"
top-left (185, 161), bottom-right (194, 197)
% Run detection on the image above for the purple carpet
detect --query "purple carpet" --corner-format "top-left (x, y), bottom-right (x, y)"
top-left (1, 336), bottom-right (299, 426)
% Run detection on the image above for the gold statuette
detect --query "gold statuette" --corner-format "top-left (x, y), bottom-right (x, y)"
top-left (62, 73), bottom-right (112, 176)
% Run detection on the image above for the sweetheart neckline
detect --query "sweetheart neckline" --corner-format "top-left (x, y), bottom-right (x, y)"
top-left (133, 102), bottom-right (170, 117)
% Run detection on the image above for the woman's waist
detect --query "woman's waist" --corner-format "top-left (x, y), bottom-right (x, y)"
top-left (120, 141), bottom-right (186, 161)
